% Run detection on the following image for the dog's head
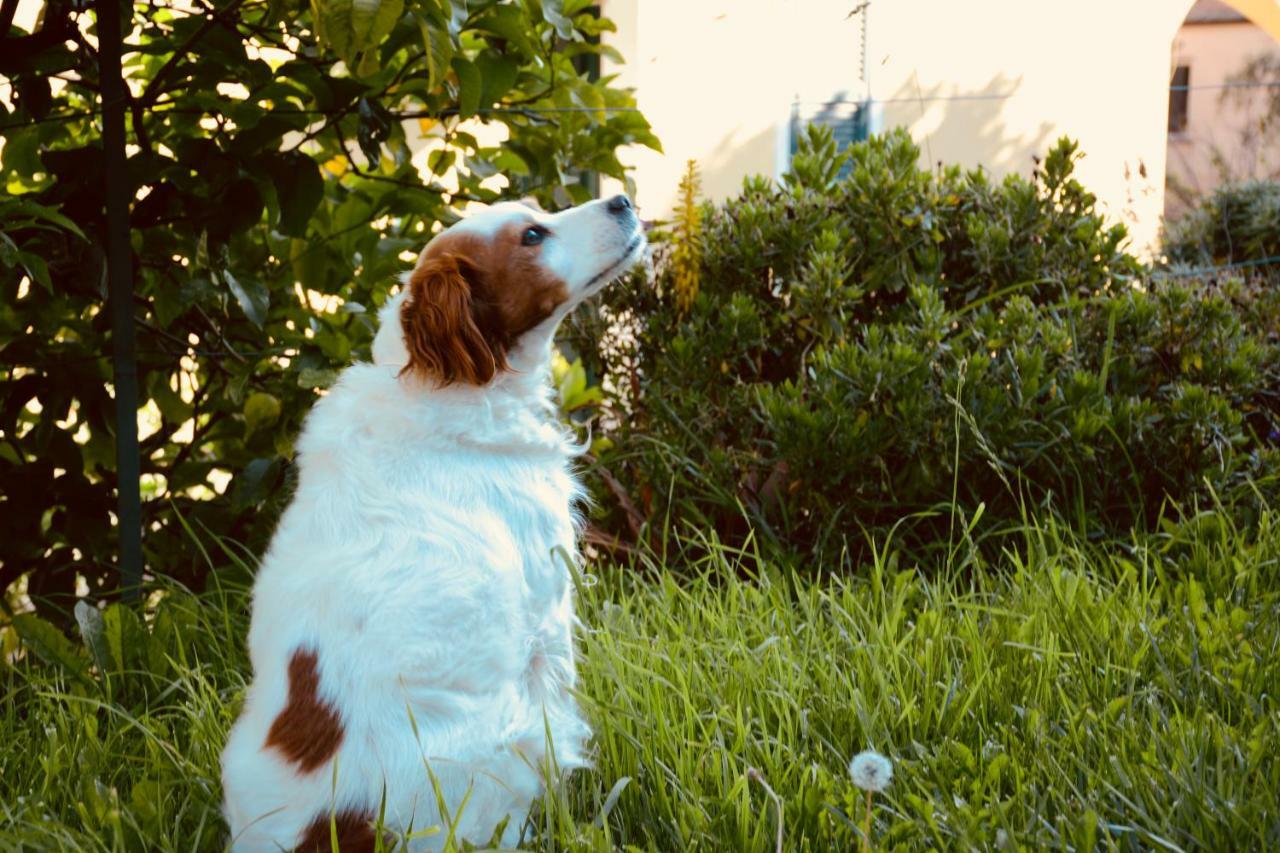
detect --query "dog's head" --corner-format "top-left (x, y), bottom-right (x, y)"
top-left (375, 196), bottom-right (644, 386)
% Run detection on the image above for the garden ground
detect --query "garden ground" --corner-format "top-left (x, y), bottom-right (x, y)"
top-left (1, 509), bottom-right (1277, 851)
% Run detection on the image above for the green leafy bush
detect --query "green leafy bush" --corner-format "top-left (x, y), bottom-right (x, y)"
top-left (0, 0), bottom-right (658, 609)
top-left (569, 128), bottom-right (1280, 560)
top-left (1164, 180), bottom-right (1280, 269)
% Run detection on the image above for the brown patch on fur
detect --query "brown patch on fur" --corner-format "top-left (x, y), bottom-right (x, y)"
top-left (295, 811), bottom-right (384, 852)
top-left (402, 252), bottom-right (504, 385)
top-left (401, 223), bottom-right (569, 385)
top-left (264, 649), bottom-right (344, 774)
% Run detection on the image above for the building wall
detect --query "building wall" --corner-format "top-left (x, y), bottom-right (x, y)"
top-left (1166, 20), bottom-right (1280, 220)
top-left (600, 0), bottom-right (863, 215)
top-left (603, 0), bottom-right (1280, 257)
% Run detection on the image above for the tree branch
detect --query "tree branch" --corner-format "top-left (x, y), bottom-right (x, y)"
top-left (138, 0), bottom-right (248, 107)
top-left (193, 304), bottom-right (249, 364)
top-left (0, 0), bottom-right (74, 75)
top-left (0, 0), bottom-right (20, 37)
top-left (330, 125), bottom-right (484, 200)
top-left (129, 92), bottom-right (152, 156)
top-left (585, 453), bottom-right (647, 542)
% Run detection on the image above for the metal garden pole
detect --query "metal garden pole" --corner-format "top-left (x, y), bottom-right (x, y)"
top-left (96, 0), bottom-right (143, 599)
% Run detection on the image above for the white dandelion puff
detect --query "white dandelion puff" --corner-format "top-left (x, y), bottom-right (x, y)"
top-left (849, 750), bottom-right (893, 793)
top-left (849, 749), bottom-right (894, 853)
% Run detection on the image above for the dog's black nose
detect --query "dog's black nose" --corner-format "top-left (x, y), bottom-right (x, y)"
top-left (606, 194), bottom-right (633, 215)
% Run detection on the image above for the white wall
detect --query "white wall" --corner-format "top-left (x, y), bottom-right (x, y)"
top-left (601, 0), bottom-right (864, 216)
top-left (603, 0), bottom-right (1275, 256)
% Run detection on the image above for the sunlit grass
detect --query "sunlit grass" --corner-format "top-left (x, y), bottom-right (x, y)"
top-left (2, 509), bottom-right (1277, 850)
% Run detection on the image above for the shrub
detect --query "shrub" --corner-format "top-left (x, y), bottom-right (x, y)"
top-left (568, 128), bottom-right (1280, 561)
top-left (763, 279), bottom-right (1280, 550)
top-left (1164, 180), bottom-right (1280, 269)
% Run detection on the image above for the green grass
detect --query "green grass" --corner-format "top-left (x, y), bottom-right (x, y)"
top-left (2, 510), bottom-right (1278, 851)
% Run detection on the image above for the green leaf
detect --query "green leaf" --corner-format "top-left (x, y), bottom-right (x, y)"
top-left (216, 177), bottom-right (266, 235)
top-left (232, 456), bottom-right (279, 510)
top-left (0, 198), bottom-right (88, 240)
top-left (467, 154), bottom-right (498, 178)
top-left (290, 237), bottom-right (331, 290)
top-left (14, 613), bottom-right (93, 687)
top-left (492, 148), bottom-right (531, 176)
top-left (15, 251), bottom-right (51, 292)
top-left (243, 391), bottom-right (282, 437)
top-left (570, 79), bottom-right (606, 120)
top-left (277, 60), bottom-right (340, 110)
top-left (451, 56), bottom-right (482, 119)
top-left (357, 96), bottom-right (393, 165)
top-left (223, 270), bottom-right (270, 327)
top-left (427, 148), bottom-right (456, 175)
top-left (418, 13), bottom-right (455, 92)
top-left (332, 195), bottom-right (373, 235)
top-left (540, 0), bottom-right (576, 40)
top-left (267, 152), bottom-right (324, 237)
top-left (229, 114), bottom-right (309, 157)
top-left (2, 127), bottom-right (43, 178)
top-left (74, 600), bottom-right (111, 678)
top-left (592, 776), bottom-right (632, 828)
top-left (476, 51), bottom-right (520, 108)
top-left (102, 604), bottom-right (146, 674)
top-left (312, 0), bottom-right (354, 61)
top-left (129, 778), bottom-right (163, 834)
top-left (297, 367), bottom-right (339, 389)
top-left (146, 605), bottom-right (177, 677)
top-left (574, 8), bottom-right (615, 36)
top-left (472, 4), bottom-right (538, 58)
top-left (356, 46), bottom-right (381, 78)
top-left (352, 0), bottom-right (403, 53)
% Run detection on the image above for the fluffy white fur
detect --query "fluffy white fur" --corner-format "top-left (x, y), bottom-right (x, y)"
top-left (221, 199), bottom-right (643, 850)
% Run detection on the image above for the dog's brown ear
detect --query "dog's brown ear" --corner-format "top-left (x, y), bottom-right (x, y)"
top-left (400, 254), bottom-right (505, 385)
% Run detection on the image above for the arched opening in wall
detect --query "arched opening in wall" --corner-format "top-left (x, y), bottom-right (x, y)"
top-left (1164, 0), bottom-right (1280, 222)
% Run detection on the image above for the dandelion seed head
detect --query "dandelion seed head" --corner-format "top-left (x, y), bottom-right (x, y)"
top-left (848, 749), bottom-right (893, 792)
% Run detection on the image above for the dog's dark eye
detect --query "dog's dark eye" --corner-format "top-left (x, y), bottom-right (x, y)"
top-left (521, 226), bottom-right (546, 247)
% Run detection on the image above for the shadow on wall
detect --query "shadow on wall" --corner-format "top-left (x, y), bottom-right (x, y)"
top-left (699, 123), bottom-right (780, 204)
top-left (698, 91), bottom-right (862, 201)
top-left (881, 73), bottom-right (1056, 180)
top-left (669, 74), bottom-right (1057, 209)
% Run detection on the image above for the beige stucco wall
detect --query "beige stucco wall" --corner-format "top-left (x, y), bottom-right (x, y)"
top-left (601, 0), bottom-right (862, 213)
top-left (1166, 20), bottom-right (1280, 219)
top-left (603, 0), bottom-right (1280, 257)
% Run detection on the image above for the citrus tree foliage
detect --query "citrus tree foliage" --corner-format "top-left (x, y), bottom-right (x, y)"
top-left (0, 0), bottom-right (658, 608)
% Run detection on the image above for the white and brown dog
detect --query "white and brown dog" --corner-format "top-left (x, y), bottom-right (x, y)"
top-left (220, 196), bottom-right (644, 851)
